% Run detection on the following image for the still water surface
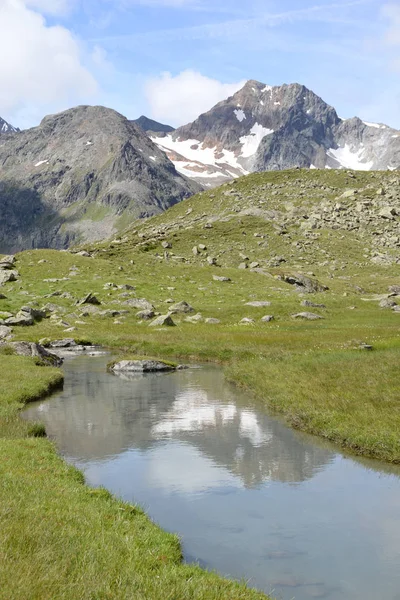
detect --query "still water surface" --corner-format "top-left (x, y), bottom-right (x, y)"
top-left (24, 355), bottom-right (400, 600)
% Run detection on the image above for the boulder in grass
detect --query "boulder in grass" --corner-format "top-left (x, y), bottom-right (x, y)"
top-left (6, 342), bottom-right (63, 367)
top-left (0, 270), bottom-right (19, 285)
top-left (240, 318), bottom-right (255, 325)
top-left (284, 273), bottom-right (328, 293)
top-left (246, 301), bottom-right (271, 307)
top-left (0, 255), bottom-right (16, 269)
top-left (0, 325), bottom-right (12, 340)
top-left (379, 298), bottom-right (397, 309)
top-left (5, 312), bottom-right (34, 326)
top-left (79, 293), bottom-right (101, 306)
top-left (169, 301), bottom-right (195, 314)
top-left (388, 285), bottom-right (400, 295)
top-left (301, 300), bottom-right (326, 309)
top-left (205, 318), bottom-right (221, 324)
top-left (123, 298), bottom-right (154, 311)
top-left (261, 315), bottom-right (274, 323)
top-left (136, 309), bottom-right (155, 320)
top-left (292, 312), bottom-right (324, 320)
top-left (110, 360), bottom-right (176, 373)
top-left (213, 275), bottom-right (231, 283)
top-left (149, 314), bottom-right (176, 327)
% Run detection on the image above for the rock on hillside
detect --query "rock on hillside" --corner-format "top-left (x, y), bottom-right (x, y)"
top-left (151, 80), bottom-right (400, 187)
top-left (0, 116), bottom-right (18, 135)
top-left (133, 116), bottom-right (174, 134)
top-left (0, 106), bottom-right (200, 252)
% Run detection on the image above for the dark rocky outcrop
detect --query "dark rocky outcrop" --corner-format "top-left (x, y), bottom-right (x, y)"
top-left (133, 116), bottom-right (174, 134)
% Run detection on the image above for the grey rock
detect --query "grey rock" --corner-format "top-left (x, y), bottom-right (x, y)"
top-left (301, 300), bottom-right (326, 308)
top-left (0, 255), bottom-right (16, 269)
top-left (79, 293), bottom-right (101, 306)
top-left (0, 325), bottom-right (12, 340)
top-left (238, 262), bottom-right (248, 270)
top-left (388, 285), bottom-right (400, 295)
top-left (261, 315), bottom-right (274, 322)
top-left (5, 312), bottom-right (34, 326)
top-left (169, 301), bottom-right (195, 314)
top-left (110, 359), bottom-right (176, 373)
top-left (185, 313), bottom-right (203, 323)
top-left (249, 262), bottom-right (260, 269)
top-left (149, 314), bottom-right (176, 327)
top-left (6, 342), bottom-right (63, 367)
top-left (49, 339), bottom-right (77, 348)
top-left (136, 309), bottom-right (155, 320)
top-left (240, 318), bottom-right (255, 324)
top-left (0, 270), bottom-right (19, 285)
top-left (292, 312), bottom-right (324, 320)
top-left (123, 298), bottom-right (155, 311)
top-left (207, 256), bottom-right (217, 265)
top-left (20, 306), bottom-right (47, 320)
top-left (213, 275), bottom-right (231, 282)
top-left (205, 318), bottom-right (221, 324)
top-left (118, 284), bottom-right (135, 291)
top-left (284, 273), bottom-right (328, 293)
top-left (246, 301), bottom-right (271, 307)
top-left (379, 298), bottom-right (397, 309)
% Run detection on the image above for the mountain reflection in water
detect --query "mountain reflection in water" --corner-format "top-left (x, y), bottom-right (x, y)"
top-left (30, 358), bottom-right (332, 488)
top-left (24, 356), bottom-right (400, 600)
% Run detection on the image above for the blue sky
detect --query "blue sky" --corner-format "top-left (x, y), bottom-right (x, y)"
top-left (1, 0), bottom-right (400, 129)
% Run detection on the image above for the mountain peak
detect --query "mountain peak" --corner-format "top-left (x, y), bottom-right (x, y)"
top-left (0, 116), bottom-right (18, 135)
top-left (133, 115), bottom-right (174, 134)
top-left (149, 80), bottom-right (400, 187)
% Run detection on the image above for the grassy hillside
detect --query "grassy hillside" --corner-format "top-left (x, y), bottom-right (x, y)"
top-left (1, 169), bottom-right (400, 462)
top-left (1, 167), bottom-right (400, 598)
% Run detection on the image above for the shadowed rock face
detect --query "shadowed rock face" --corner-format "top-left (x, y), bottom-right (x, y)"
top-left (0, 106), bottom-right (200, 252)
top-left (133, 116), bottom-right (175, 134)
top-left (150, 79), bottom-right (400, 187)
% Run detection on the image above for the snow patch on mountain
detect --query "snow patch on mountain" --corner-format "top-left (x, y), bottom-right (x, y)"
top-left (240, 124), bottom-right (274, 158)
top-left (327, 144), bottom-right (373, 171)
top-left (234, 109), bottom-right (246, 122)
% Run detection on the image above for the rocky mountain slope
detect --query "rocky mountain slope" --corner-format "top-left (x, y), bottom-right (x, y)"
top-left (0, 116), bottom-right (18, 135)
top-left (151, 80), bottom-right (400, 187)
top-left (0, 106), bottom-right (199, 252)
top-left (134, 116), bottom-right (174, 134)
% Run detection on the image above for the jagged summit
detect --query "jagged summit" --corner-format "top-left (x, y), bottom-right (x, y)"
top-left (133, 115), bottom-right (174, 134)
top-left (0, 105), bottom-right (199, 252)
top-left (0, 116), bottom-right (18, 135)
top-left (150, 80), bottom-right (400, 187)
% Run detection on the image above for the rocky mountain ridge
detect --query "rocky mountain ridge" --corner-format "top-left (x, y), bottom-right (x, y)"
top-left (133, 116), bottom-right (174, 134)
top-left (151, 80), bottom-right (400, 187)
top-left (0, 105), bottom-right (199, 252)
top-left (0, 116), bottom-right (18, 135)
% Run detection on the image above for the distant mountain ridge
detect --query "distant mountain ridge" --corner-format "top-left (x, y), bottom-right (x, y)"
top-left (0, 116), bottom-right (18, 135)
top-left (133, 116), bottom-right (174, 134)
top-left (0, 105), bottom-right (199, 252)
top-left (150, 80), bottom-right (400, 187)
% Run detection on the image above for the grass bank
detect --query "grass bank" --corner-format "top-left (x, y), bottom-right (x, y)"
top-left (0, 355), bottom-right (270, 600)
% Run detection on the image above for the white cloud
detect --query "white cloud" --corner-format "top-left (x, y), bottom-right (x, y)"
top-left (145, 70), bottom-right (245, 126)
top-left (0, 1), bottom-right (98, 127)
